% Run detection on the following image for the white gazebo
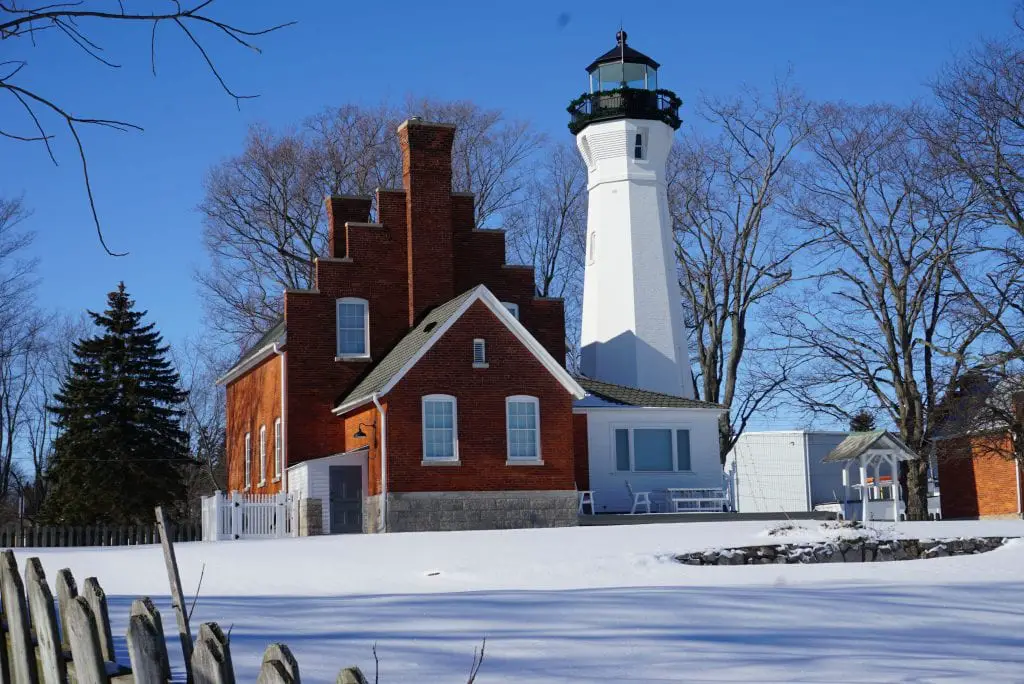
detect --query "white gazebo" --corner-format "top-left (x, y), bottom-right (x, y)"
top-left (822, 431), bottom-right (919, 522)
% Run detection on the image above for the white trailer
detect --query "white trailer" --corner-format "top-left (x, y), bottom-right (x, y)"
top-left (725, 431), bottom-right (849, 513)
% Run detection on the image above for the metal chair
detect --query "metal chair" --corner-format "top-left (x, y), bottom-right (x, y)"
top-left (625, 481), bottom-right (653, 514)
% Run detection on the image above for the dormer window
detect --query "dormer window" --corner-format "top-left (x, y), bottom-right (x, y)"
top-left (336, 297), bottom-right (369, 359)
top-left (502, 302), bottom-right (520, 320)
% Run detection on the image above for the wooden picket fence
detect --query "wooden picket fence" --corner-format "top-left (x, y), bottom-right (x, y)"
top-left (0, 521), bottom-right (202, 548)
top-left (0, 547), bottom-right (374, 683)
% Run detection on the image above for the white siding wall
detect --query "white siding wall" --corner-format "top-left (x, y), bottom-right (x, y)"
top-left (287, 450), bottom-right (368, 533)
top-left (805, 433), bottom-right (850, 506)
top-left (727, 432), bottom-right (810, 513)
top-left (582, 406), bottom-right (722, 513)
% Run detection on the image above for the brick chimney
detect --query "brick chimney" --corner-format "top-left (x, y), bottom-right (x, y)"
top-left (399, 119), bottom-right (456, 325)
top-left (326, 195), bottom-right (372, 258)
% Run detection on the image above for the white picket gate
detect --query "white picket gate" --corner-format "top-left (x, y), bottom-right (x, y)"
top-left (201, 491), bottom-right (296, 541)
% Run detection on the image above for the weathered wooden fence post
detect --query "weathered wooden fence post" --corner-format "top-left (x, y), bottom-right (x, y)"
top-left (83, 577), bottom-right (116, 663)
top-left (56, 567), bottom-right (79, 652)
top-left (1, 549), bottom-right (39, 684)
top-left (65, 595), bottom-right (107, 684)
top-left (257, 644), bottom-right (300, 684)
top-left (191, 623), bottom-right (234, 684)
top-left (336, 667), bottom-right (369, 684)
top-left (26, 558), bottom-right (68, 684)
top-left (131, 597), bottom-right (171, 681)
top-left (156, 506), bottom-right (194, 683)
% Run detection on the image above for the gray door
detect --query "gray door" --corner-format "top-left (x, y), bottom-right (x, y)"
top-left (328, 466), bottom-right (362, 534)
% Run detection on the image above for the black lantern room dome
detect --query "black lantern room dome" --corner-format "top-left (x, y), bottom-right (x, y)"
top-left (568, 30), bottom-right (681, 135)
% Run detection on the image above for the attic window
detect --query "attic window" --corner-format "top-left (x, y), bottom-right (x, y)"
top-left (473, 338), bottom-right (488, 368)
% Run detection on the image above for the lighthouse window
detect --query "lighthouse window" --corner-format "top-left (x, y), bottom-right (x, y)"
top-left (588, 231), bottom-right (596, 264)
top-left (634, 131), bottom-right (648, 160)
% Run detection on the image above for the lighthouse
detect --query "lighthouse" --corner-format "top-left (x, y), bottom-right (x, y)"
top-left (569, 30), bottom-right (694, 399)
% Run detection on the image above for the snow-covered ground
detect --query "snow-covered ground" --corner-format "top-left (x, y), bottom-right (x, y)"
top-left (21, 519), bottom-right (1024, 682)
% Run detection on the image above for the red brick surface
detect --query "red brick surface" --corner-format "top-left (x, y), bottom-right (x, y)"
top-left (938, 435), bottom-right (1022, 518)
top-left (225, 119), bottom-right (573, 495)
top-left (225, 354), bottom-right (282, 494)
top-left (378, 301), bottom-right (575, 493)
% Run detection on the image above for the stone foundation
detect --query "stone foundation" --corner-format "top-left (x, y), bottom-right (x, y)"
top-left (298, 498), bottom-right (323, 537)
top-left (364, 491), bottom-right (578, 533)
top-left (676, 536), bottom-right (1012, 566)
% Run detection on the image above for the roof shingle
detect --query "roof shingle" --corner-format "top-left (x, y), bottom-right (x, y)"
top-left (575, 376), bottom-right (724, 409)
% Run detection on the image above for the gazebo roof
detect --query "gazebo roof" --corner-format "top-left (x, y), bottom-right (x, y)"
top-left (822, 430), bottom-right (919, 463)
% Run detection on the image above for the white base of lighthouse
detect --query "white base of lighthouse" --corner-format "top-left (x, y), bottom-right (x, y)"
top-left (577, 117), bottom-right (694, 399)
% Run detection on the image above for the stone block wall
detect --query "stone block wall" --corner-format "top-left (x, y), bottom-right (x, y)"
top-left (365, 490), bottom-right (578, 533)
top-left (298, 498), bottom-right (323, 536)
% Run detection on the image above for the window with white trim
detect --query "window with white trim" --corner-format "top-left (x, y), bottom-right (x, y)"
top-left (244, 432), bottom-right (252, 488)
top-left (587, 231), bottom-right (596, 264)
top-left (274, 418), bottom-right (283, 478)
top-left (259, 425), bottom-right (267, 484)
top-left (422, 394), bottom-right (458, 461)
top-left (473, 338), bottom-right (487, 366)
top-left (614, 427), bottom-right (691, 472)
top-left (506, 396), bottom-right (540, 462)
top-left (336, 297), bottom-right (370, 358)
top-left (502, 302), bottom-right (520, 320)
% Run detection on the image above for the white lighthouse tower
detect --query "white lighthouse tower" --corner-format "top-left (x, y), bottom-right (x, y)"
top-left (571, 31), bottom-right (695, 399)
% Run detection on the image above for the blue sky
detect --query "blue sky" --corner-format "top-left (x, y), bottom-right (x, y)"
top-left (3, 0), bottom-right (1017, 359)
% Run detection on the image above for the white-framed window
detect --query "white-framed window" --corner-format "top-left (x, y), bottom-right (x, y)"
top-left (502, 302), bottom-right (520, 320)
top-left (587, 231), bottom-right (596, 264)
top-left (243, 432), bottom-right (252, 489)
top-left (614, 427), bottom-right (691, 472)
top-left (506, 395), bottom-right (540, 462)
top-left (422, 394), bottom-right (458, 461)
top-left (336, 297), bottom-right (370, 358)
top-left (258, 424), bottom-right (267, 485)
top-left (274, 418), bottom-right (283, 479)
top-left (473, 338), bottom-right (487, 367)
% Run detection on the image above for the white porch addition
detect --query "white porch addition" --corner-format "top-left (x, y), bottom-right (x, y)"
top-left (822, 431), bottom-right (920, 522)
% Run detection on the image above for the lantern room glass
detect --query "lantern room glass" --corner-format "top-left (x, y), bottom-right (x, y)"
top-left (590, 63), bottom-right (658, 93)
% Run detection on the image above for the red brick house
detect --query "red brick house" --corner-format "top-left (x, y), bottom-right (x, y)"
top-left (937, 385), bottom-right (1024, 519)
top-left (216, 119), bottom-right (586, 533)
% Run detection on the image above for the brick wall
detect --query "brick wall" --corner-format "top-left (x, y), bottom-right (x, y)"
top-left (225, 354), bottom-right (282, 494)
top-left (227, 118), bottom-right (571, 494)
top-left (938, 434), bottom-right (1022, 518)
top-left (379, 300), bottom-right (575, 493)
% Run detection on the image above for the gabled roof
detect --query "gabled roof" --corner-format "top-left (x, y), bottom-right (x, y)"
top-left (215, 319), bottom-right (286, 386)
top-left (822, 431), bottom-right (919, 463)
top-left (333, 285), bottom-right (585, 414)
top-left (575, 376), bottom-right (724, 410)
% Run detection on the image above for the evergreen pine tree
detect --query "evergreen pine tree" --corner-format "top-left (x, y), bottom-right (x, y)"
top-left (42, 283), bottom-right (190, 524)
top-left (849, 410), bottom-right (877, 433)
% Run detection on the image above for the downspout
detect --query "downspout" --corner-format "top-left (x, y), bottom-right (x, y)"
top-left (272, 344), bottom-right (287, 494)
top-left (803, 432), bottom-right (813, 512)
top-left (1016, 459), bottom-right (1022, 519)
top-left (372, 393), bottom-right (388, 532)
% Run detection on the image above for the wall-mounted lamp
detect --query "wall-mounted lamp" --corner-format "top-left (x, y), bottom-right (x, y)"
top-left (354, 421), bottom-right (376, 446)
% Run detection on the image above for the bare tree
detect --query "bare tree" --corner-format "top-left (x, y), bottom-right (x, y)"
top-left (505, 142), bottom-right (587, 367)
top-left (174, 338), bottom-right (227, 519)
top-left (786, 103), bottom-right (989, 518)
top-left (668, 81), bottom-right (816, 458)
top-left (0, 197), bottom-right (42, 505)
top-left (0, 1), bottom-right (291, 254)
top-left (14, 313), bottom-right (91, 520)
top-left (199, 99), bottom-right (544, 348)
top-left (935, 364), bottom-right (1024, 470)
top-left (923, 10), bottom-right (1024, 360)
